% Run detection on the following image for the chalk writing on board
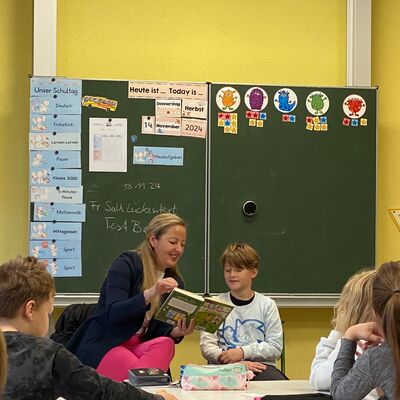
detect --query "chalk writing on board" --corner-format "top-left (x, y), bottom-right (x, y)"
top-left (122, 182), bottom-right (161, 190)
top-left (88, 200), bottom-right (177, 215)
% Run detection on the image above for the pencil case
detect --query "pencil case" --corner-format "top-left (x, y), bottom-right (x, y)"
top-left (180, 363), bottom-right (248, 390)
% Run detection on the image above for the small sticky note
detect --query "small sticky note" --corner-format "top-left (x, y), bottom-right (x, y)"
top-left (256, 120), bottom-right (264, 127)
top-left (289, 115), bottom-right (296, 123)
top-left (259, 112), bottom-right (267, 120)
top-left (249, 119), bottom-right (256, 127)
top-left (321, 124), bottom-right (328, 131)
top-left (312, 117), bottom-right (320, 125)
top-left (351, 119), bottom-right (359, 127)
top-left (231, 119), bottom-right (237, 127)
top-left (246, 111), bottom-right (253, 119)
top-left (343, 118), bottom-right (350, 126)
top-left (320, 116), bottom-right (328, 124)
top-left (231, 113), bottom-right (237, 121)
top-left (360, 118), bottom-right (368, 126)
top-left (282, 114), bottom-right (290, 122)
top-left (224, 119), bottom-right (231, 127)
top-left (306, 116), bottom-right (313, 123)
top-left (314, 124), bottom-right (321, 131)
top-left (306, 122), bottom-right (314, 130)
top-left (218, 118), bottom-right (224, 127)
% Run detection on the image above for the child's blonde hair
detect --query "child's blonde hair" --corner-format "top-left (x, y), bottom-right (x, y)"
top-left (332, 268), bottom-right (376, 333)
top-left (220, 243), bottom-right (260, 270)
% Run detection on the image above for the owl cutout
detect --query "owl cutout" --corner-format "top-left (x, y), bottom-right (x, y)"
top-left (216, 87), bottom-right (241, 112)
top-left (244, 87), bottom-right (268, 111)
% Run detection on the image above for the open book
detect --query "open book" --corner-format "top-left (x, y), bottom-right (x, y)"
top-left (154, 288), bottom-right (234, 334)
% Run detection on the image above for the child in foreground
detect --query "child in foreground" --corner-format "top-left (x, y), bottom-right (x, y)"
top-left (331, 261), bottom-right (400, 400)
top-left (0, 329), bottom-right (6, 394)
top-left (200, 243), bottom-right (285, 380)
top-left (310, 268), bottom-right (379, 399)
top-left (0, 256), bottom-right (177, 400)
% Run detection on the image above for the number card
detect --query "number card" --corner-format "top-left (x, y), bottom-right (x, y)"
top-left (181, 118), bottom-right (207, 139)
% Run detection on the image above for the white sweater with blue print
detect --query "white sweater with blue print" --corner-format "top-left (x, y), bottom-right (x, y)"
top-left (199, 292), bottom-right (283, 366)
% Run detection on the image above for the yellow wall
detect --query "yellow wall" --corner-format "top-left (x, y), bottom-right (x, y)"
top-left (2, 0), bottom-right (399, 380)
top-left (372, 0), bottom-right (400, 263)
top-left (0, 1), bottom-right (32, 260)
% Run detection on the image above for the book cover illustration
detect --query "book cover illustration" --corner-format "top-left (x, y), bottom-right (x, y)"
top-left (155, 288), bottom-right (233, 333)
top-left (194, 298), bottom-right (233, 333)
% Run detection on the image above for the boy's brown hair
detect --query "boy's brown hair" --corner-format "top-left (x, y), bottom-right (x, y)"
top-left (0, 256), bottom-right (55, 318)
top-left (220, 243), bottom-right (260, 270)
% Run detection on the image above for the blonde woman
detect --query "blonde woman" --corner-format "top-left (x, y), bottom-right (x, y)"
top-left (310, 268), bottom-right (378, 398)
top-left (67, 213), bottom-right (195, 381)
top-left (0, 329), bottom-right (7, 393)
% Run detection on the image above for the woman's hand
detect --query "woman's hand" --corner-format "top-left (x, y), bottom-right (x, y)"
top-left (144, 278), bottom-right (178, 303)
top-left (344, 322), bottom-right (385, 347)
top-left (170, 318), bottom-right (195, 338)
top-left (156, 389), bottom-right (178, 400)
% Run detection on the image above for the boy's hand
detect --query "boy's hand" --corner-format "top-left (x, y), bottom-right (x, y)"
top-left (156, 389), bottom-right (178, 400)
top-left (218, 348), bottom-right (244, 363)
top-left (244, 361), bottom-right (267, 373)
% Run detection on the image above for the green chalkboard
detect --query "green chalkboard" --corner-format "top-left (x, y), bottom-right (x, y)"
top-left (31, 79), bottom-right (377, 296)
top-left (54, 79), bottom-right (207, 293)
top-left (208, 84), bottom-right (376, 293)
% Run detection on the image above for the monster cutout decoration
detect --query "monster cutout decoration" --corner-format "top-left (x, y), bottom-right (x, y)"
top-left (306, 91), bottom-right (330, 116)
top-left (273, 88), bottom-right (298, 113)
top-left (342, 94), bottom-right (366, 118)
top-left (244, 87), bottom-right (268, 111)
top-left (216, 86), bottom-right (241, 112)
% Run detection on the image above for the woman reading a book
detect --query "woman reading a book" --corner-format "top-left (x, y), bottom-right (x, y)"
top-left (67, 213), bottom-right (195, 381)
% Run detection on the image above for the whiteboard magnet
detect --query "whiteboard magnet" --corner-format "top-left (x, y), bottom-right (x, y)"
top-left (242, 201), bottom-right (257, 216)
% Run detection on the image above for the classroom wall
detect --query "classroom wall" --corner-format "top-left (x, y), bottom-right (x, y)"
top-left (371, 0), bottom-right (400, 264)
top-left (0, 1), bottom-right (32, 260)
top-left (2, 0), bottom-right (399, 380)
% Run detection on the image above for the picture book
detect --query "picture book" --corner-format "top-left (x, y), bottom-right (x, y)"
top-left (154, 287), bottom-right (234, 334)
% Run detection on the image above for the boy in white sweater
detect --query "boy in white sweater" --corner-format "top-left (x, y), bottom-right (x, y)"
top-left (200, 243), bottom-right (286, 380)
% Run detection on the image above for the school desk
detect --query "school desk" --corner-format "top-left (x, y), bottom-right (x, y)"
top-left (144, 380), bottom-right (318, 400)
